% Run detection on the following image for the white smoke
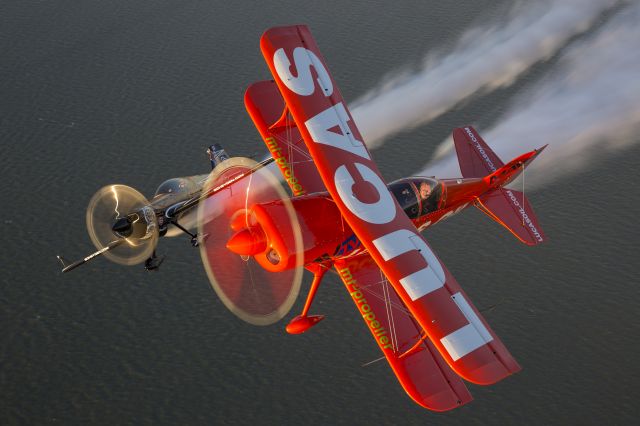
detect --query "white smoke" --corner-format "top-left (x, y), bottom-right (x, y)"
top-left (351, 0), bottom-right (618, 148)
top-left (423, 2), bottom-right (640, 188)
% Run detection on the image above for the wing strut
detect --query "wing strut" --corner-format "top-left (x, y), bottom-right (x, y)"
top-left (374, 271), bottom-right (429, 359)
top-left (268, 105), bottom-right (295, 132)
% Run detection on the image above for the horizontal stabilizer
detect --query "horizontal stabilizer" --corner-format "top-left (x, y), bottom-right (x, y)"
top-left (476, 189), bottom-right (545, 245)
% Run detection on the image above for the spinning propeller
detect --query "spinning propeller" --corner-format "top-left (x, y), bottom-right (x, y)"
top-left (86, 184), bottom-right (159, 265)
top-left (197, 157), bottom-right (304, 325)
top-left (58, 184), bottom-right (159, 272)
top-left (58, 155), bottom-right (302, 327)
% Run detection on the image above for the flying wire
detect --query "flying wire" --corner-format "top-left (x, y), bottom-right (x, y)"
top-left (381, 269), bottom-right (399, 352)
top-left (522, 163), bottom-right (525, 226)
top-left (361, 355), bottom-right (386, 368)
top-left (244, 165), bottom-right (254, 229)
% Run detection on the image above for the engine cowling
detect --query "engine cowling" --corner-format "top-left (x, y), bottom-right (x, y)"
top-left (226, 194), bottom-right (351, 271)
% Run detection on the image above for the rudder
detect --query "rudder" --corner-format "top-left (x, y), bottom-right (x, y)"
top-left (453, 126), bottom-right (504, 178)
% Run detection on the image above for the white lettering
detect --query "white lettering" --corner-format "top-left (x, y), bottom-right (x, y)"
top-left (373, 229), bottom-right (445, 301)
top-left (465, 127), bottom-right (496, 172)
top-left (441, 292), bottom-right (493, 361)
top-left (433, 202), bottom-right (469, 225)
top-left (505, 190), bottom-right (543, 242)
top-left (417, 220), bottom-right (432, 232)
top-left (305, 103), bottom-right (369, 160)
top-left (273, 47), bottom-right (333, 96)
top-left (334, 163), bottom-right (396, 225)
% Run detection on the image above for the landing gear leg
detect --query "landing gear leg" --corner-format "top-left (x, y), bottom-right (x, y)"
top-left (286, 263), bottom-right (330, 334)
top-left (145, 251), bottom-right (165, 271)
top-left (170, 220), bottom-right (200, 247)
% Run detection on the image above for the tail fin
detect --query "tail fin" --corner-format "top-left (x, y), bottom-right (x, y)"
top-left (453, 127), bottom-right (504, 178)
top-left (207, 143), bottom-right (230, 169)
top-left (453, 126), bottom-right (547, 245)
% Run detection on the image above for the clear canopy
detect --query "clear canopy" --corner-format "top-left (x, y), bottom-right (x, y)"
top-left (388, 177), bottom-right (446, 219)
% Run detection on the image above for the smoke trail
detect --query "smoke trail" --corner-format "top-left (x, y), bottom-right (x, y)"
top-left (351, 0), bottom-right (618, 148)
top-left (422, 2), bottom-right (640, 188)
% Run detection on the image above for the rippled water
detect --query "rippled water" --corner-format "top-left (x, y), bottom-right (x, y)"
top-left (1, 1), bottom-right (638, 424)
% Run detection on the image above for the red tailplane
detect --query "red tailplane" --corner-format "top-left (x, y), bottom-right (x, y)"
top-left (453, 126), bottom-right (547, 245)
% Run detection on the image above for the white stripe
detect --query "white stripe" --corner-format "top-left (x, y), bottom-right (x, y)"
top-left (399, 267), bottom-right (443, 301)
top-left (372, 230), bottom-right (445, 301)
top-left (451, 292), bottom-right (493, 343)
top-left (440, 324), bottom-right (487, 362)
top-left (440, 293), bottom-right (493, 361)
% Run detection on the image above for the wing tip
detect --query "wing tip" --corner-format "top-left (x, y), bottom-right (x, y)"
top-left (260, 24), bottom-right (310, 44)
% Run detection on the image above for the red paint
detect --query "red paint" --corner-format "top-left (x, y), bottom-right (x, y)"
top-left (219, 25), bottom-right (548, 411)
top-left (226, 227), bottom-right (267, 256)
top-left (286, 315), bottom-right (325, 334)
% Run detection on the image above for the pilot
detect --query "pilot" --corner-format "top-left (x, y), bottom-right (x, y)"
top-left (419, 182), bottom-right (431, 200)
top-left (419, 181), bottom-right (436, 214)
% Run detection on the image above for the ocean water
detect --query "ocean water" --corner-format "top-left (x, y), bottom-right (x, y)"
top-left (1, 1), bottom-right (638, 424)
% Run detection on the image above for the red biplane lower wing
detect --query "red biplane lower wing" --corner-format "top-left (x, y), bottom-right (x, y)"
top-left (453, 126), bottom-right (505, 178)
top-left (261, 25), bottom-right (520, 385)
top-left (245, 80), bottom-right (325, 195)
top-left (335, 255), bottom-right (472, 411)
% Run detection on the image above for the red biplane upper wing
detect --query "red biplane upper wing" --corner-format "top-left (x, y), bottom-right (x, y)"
top-left (260, 25), bottom-right (520, 385)
top-left (334, 254), bottom-right (472, 411)
top-left (245, 80), bottom-right (325, 195)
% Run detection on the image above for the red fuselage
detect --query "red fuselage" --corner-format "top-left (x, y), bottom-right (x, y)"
top-left (225, 147), bottom-right (538, 273)
top-left (283, 176), bottom-right (487, 266)
top-left (282, 146), bottom-right (538, 267)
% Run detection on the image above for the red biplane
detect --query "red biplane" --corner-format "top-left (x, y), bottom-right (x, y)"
top-left (224, 25), bottom-right (547, 411)
top-left (59, 25), bottom-right (546, 412)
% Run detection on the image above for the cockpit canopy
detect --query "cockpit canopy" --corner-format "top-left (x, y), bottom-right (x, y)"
top-left (154, 177), bottom-right (199, 197)
top-left (388, 177), bottom-right (446, 219)
top-left (151, 176), bottom-right (204, 210)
